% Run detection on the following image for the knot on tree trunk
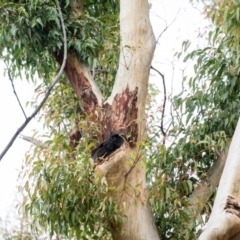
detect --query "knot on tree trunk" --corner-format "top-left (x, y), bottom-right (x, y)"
top-left (224, 195), bottom-right (240, 218)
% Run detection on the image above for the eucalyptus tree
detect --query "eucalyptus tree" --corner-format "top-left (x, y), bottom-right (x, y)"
top-left (3, 0), bottom-right (240, 239)
top-left (0, 0), bottom-right (158, 239)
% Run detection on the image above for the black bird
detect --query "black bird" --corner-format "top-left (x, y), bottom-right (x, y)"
top-left (92, 134), bottom-right (124, 163)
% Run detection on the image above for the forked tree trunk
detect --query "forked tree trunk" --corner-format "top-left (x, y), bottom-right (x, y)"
top-left (55, 0), bottom-right (158, 239)
top-left (56, 1), bottom-right (240, 239)
top-left (198, 118), bottom-right (240, 240)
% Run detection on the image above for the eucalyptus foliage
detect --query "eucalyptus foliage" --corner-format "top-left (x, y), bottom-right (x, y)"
top-left (1, 0), bottom-right (120, 239)
top-left (0, 0), bottom-right (119, 90)
top-left (147, 0), bottom-right (240, 238)
top-left (2, 0), bottom-right (240, 239)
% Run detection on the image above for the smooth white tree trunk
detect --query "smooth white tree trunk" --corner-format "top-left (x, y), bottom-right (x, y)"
top-left (94, 0), bottom-right (158, 239)
top-left (199, 118), bottom-right (240, 239)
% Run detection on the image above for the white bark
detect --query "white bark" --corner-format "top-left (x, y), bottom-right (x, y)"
top-left (95, 144), bottom-right (160, 240)
top-left (199, 119), bottom-right (240, 239)
top-left (94, 0), bottom-right (158, 239)
top-left (107, 0), bottom-right (156, 137)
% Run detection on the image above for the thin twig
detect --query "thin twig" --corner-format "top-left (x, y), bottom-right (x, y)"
top-left (166, 62), bottom-right (175, 133)
top-left (124, 152), bottom-right (142, 177)
top-left (0, 0), bottom-right (67, 161)
top-left (156, 9), bottom-right (180, 43)
top-left (4, 61), bottom-right (27, 119)
top-left (168, 67), bottom-right (186, 131)
top-left (151, 66), bottom-right (167, 143)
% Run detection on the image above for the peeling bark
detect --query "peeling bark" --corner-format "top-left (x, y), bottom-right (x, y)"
top-left (101, 86), bottom-right (138, 144)
top-left (54, 53), bottom-right (104, 115)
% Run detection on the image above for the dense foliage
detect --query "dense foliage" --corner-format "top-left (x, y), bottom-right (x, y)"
top-left (0, 0), bottom-right (119, 94)
top-left (148, 0), bottom-right (240, 238)
top-left (1, 0), bottom-right (120, 239)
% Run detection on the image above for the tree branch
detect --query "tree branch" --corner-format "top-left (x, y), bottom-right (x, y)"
top-left (151, 66), bottom-right (167, 143)
top-left (155, 9), bottom-right (180, 43)
top-left (189, 142), bottom-right (230, 217)
top-left (4, 60), bottom-right (27, 119)
top-left (0, 0), bottom-right (67, 161)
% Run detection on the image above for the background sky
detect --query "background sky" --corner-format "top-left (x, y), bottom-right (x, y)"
top-left (0, 0), bottom-right (207, 235)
